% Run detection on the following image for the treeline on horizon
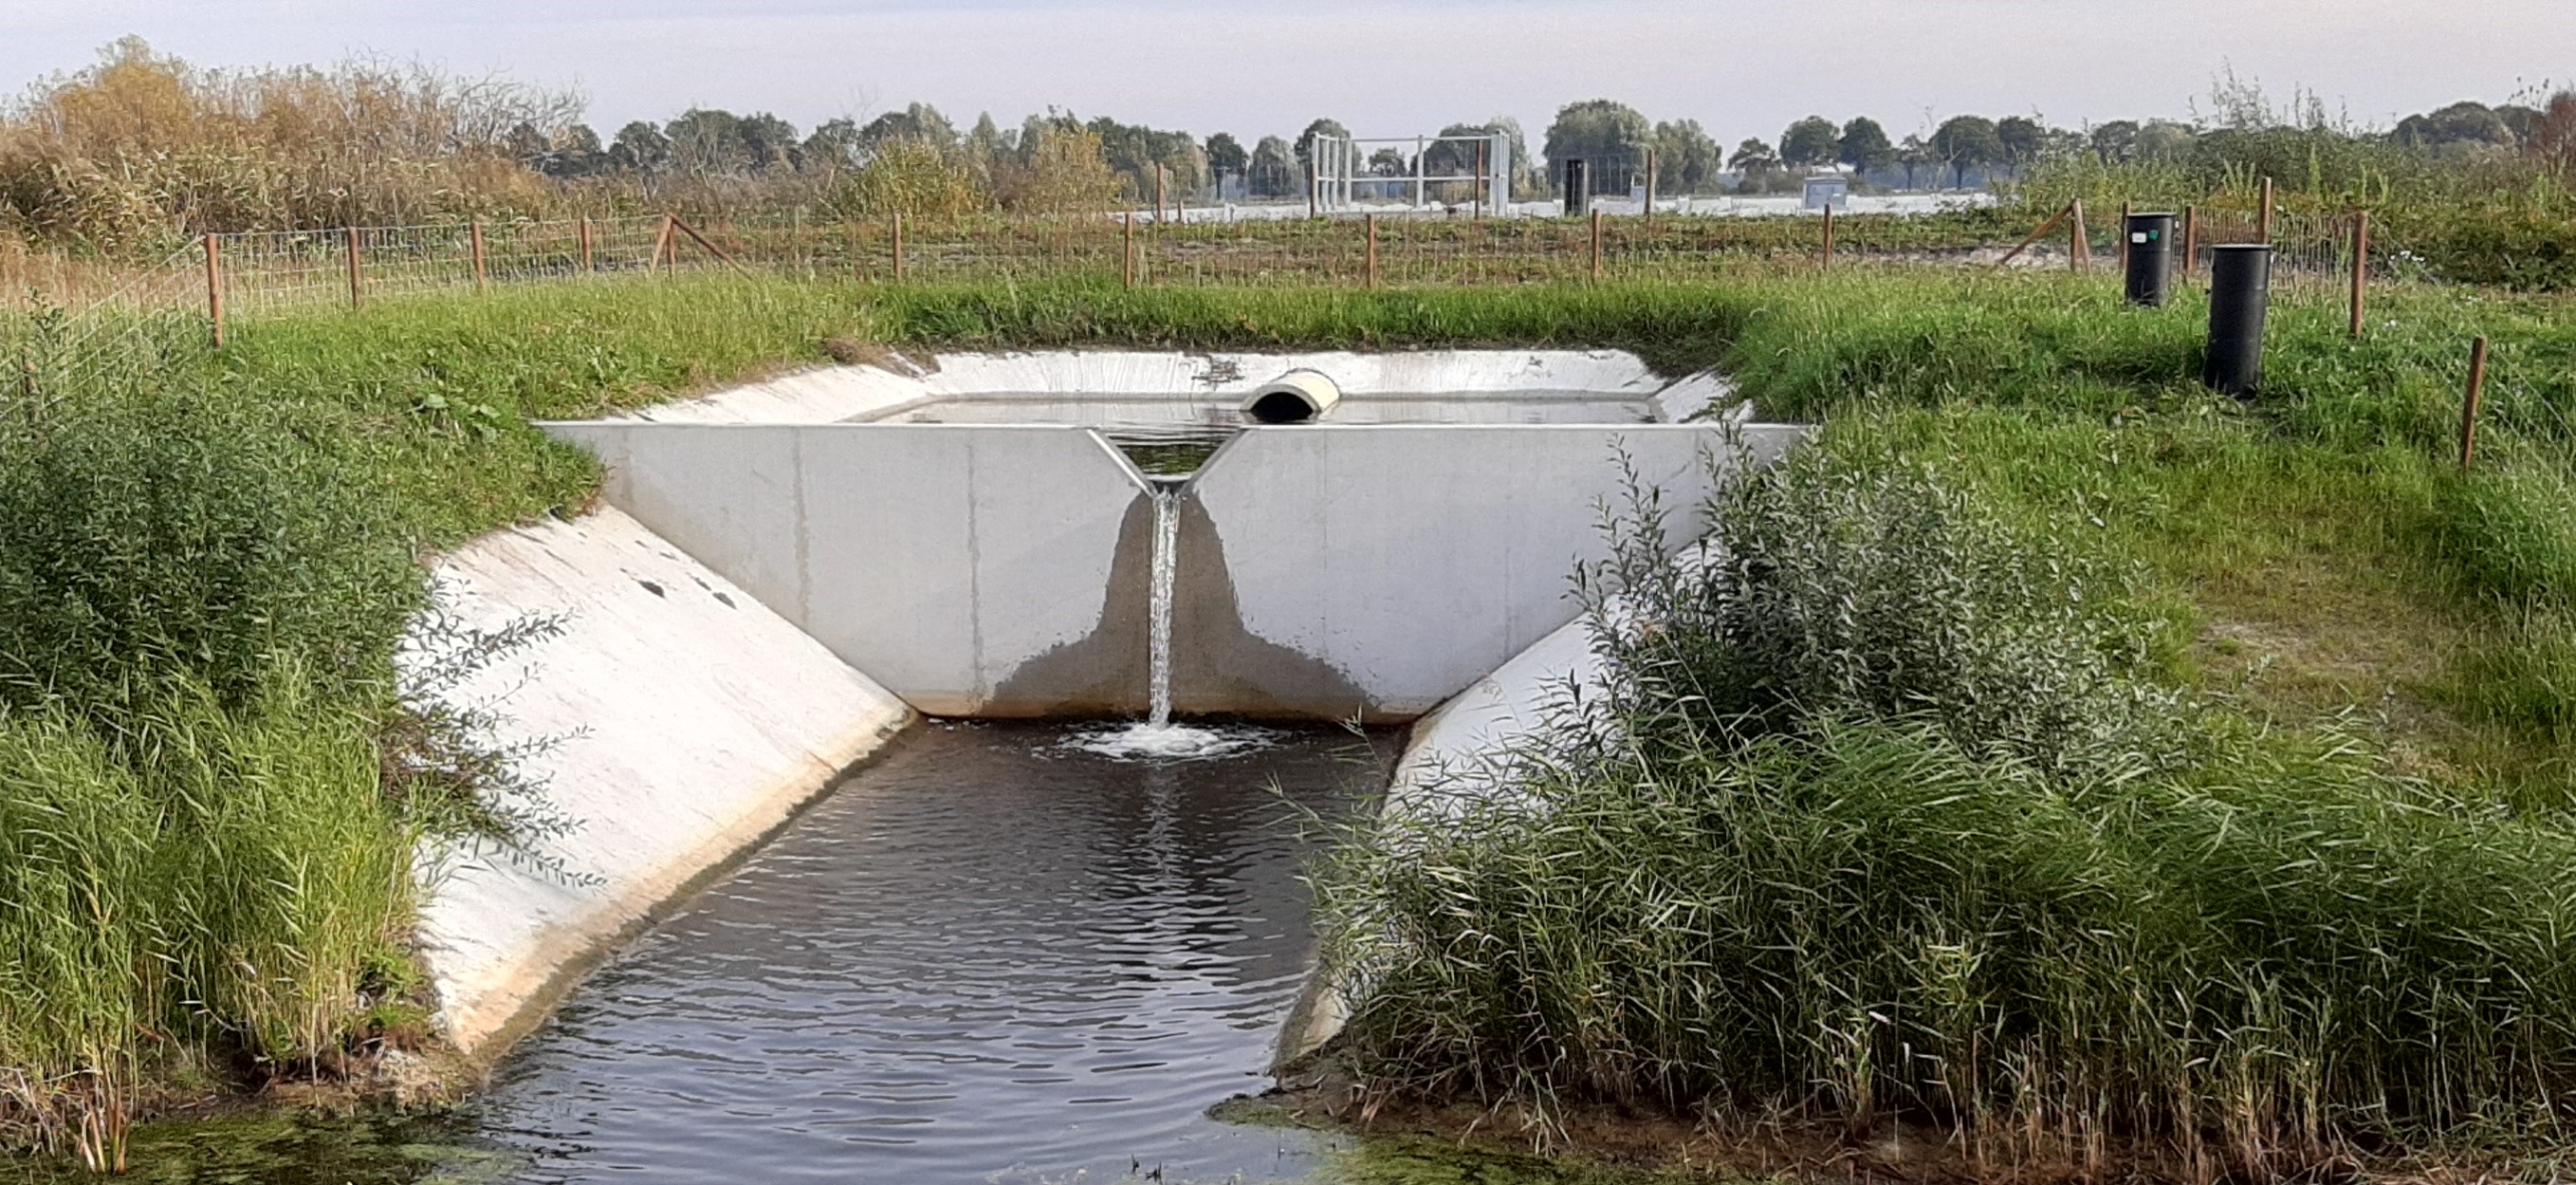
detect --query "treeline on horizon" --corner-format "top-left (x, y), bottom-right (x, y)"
top-left (3, 38), bottom-right (2573, 255)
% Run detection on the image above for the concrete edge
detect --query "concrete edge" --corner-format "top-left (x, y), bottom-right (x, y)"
top-left (435, 712), bottom-right (910, 1061)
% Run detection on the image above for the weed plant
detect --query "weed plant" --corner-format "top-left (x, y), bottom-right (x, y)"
top-left (1316, 441), bottom-right (2576, 1176)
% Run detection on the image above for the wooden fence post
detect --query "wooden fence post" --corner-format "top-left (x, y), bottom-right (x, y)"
top-left (1124, 212), bottom-right (1136, 287)
top-left (2069, 199), bottom-right (2088, 273)
top-left (2180, 204), bottom-right (2198, 278)
top-left (1365, 214), bottom-right (1380, 288)
top-left (1996, 201), bottom-right (2074, 269)
top-left (344, 225), bottom-right (365, 308)
top-left (469, 218), bottom-right (488, 293)
top-left (892, 212), bottom-right (906, 282)
top-left (1821, 203), bottom-right (1835, 271)
top-left (1645, 150), bottom-right (1658, 227)
top-left (650, 214), bottom-right (675, 275)
top-left (579, 216), bottom-right (594, 273)
top-left (2348, 211), bottom-right (2370, 338)
top-left (1155, 166), bottom-right (1168, 226)
top-left (2460, 337), bottom-right (2489, 469)
top-left (1591, 209), bottom-right (1605, 283)
top-left (2258, 176), bottom-right (2275, 243)
top-left (202, 233), bottom-right (224, 349)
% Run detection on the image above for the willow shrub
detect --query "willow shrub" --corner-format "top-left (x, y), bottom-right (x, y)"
top-left (1317, 441), bottom-right (2576, 1176)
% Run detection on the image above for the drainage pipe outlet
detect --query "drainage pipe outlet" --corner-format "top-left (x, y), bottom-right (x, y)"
top-left (1242, 370), bottom-right (1342, 424)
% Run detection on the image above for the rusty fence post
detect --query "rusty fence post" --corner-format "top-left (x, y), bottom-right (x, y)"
top-left (2348, 211), bottom-right (2370, 338)
top-left (2461, 337), bottom-right (2489, 469)
top-left (469, 218), bottom-right (488, 293)
top-left (344, 225), bottom-right (365, 308)
top-left (202, 233), bottom-right (224, 349)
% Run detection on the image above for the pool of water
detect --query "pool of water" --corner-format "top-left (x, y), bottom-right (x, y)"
top-left (18, 721), bottom-right (1390, 1184)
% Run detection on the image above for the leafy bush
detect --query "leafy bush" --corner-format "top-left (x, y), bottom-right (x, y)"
top-left (0, 378), bottom-right (421, 716)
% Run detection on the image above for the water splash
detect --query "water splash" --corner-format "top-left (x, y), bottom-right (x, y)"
top-left (1075, 480), bottom-right (1273, 762)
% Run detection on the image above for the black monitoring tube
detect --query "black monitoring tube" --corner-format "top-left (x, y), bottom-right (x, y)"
top-left (2204, 244), bottom-right (2273, 396)
top-left (2124, 212), bottom-right (2176, 307)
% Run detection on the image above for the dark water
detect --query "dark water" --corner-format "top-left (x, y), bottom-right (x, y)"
top-left (14, 722), bottom-right (1387, 1185)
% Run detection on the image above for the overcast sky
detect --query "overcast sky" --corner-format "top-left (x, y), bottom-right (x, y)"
top-left (8, 0), bottom-right (2569, 147)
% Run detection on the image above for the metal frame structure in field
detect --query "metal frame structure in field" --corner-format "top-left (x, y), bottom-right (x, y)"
top-left (1306, 133), bottom-right (1513, 214)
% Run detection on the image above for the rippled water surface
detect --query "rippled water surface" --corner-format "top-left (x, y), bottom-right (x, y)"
top-left (11, 721), bottom-right (1387, 1185)
top-left (483, 720), bottom-right (1386, 1183)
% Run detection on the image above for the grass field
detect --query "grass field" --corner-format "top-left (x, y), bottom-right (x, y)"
top-left (6, 267), bottom-right (2574, 1176)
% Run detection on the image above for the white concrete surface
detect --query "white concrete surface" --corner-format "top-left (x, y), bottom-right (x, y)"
top-left (409, 508), bottom-right (915, 1056)
top-left (1185, 424), bottom-right (1801, 718)
top-left (543, 423), bottom-right (1155, 717)
top-left (584, 350), bottom-right (1696, 429)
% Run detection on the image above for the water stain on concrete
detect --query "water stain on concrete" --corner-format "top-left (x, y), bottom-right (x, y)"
top-left (987, 490), bottom-right (1371, 721)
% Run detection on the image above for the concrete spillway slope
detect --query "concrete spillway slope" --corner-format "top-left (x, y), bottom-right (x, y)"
top-left (410, 508), bottom-right (913, 1056)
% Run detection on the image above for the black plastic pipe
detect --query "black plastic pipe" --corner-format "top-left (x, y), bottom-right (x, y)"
top-left (2125, 212), bottom-right (2176, 307)
top-left (2204, 244), bottom-right (2273, 396)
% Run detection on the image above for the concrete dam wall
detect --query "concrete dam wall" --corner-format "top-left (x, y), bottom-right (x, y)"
top-left (543, 351), bottom-right (1797, 720)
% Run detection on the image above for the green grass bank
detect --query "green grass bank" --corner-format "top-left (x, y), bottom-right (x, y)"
top-left (5, 268), bottom-right (2574, 1177)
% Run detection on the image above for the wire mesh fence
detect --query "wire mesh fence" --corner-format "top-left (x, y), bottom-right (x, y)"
top-left (0, 194), bottom-right (2451, 408)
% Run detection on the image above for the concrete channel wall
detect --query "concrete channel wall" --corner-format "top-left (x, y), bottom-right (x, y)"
top-left (410, 508), bottom-right (913, 1056)
top-left (541, 419), bottom-right (1797, 721)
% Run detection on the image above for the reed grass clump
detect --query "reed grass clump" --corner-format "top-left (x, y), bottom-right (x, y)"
top-left (1318, 440), bottom-right (2576, 1177)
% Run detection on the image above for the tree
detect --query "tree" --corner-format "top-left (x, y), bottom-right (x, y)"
top-left (609, 120), bottom-right (670, 173)
top-left (2088, 120), bottom-right (2141, 163)
top-left (1203, 132), bottom-right (1247, 191)
top-left (1836, 117), bottom-right (1893, 176)
top-left (1896, 134), bottom-right (1933, 189)
top-left (665, 108), bottom-right (749, 176)
top-left (1928, 115), bottom-right (2002, 187)
top-left (803, 119), bottom-right (865, 173)
top-left (1543, 100), bottom-right (1650, 184)
top-left (1247, 135), bottom-right (1297, 197)
top-left (1087, 117), bottom-right (1205, 201)
top-left (736, 112), bottom-right (801, 172)
top-left (1995, 115), bottom-right (2046, 168)
top-left (1778, 116), bottom-right (1839, 169)
top-left (994, 116), bottom-right (1122, 214)
top-left (1295, 118), bottom-right (1351, 174)
top-left (2393, 101), bottom-right (2516, 152)
top-left (1650, 119), bottom-right (1720, 192)
top-left (857, 102), bottom-right (958, 154)
top-left (1727, 138), bottom-right (1779, 175)
top-left (2528, 91), bottom-right (2576, 171)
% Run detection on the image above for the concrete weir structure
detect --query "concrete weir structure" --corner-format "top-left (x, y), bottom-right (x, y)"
top-left (540, 349), bottom-right (1796, 721)
top-left (416, 348), bottom-right (1801, 1055)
